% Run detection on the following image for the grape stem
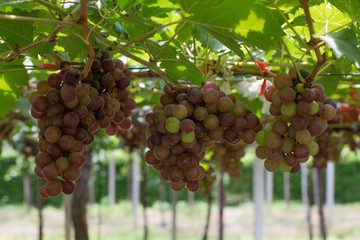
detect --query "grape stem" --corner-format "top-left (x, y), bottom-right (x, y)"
top-left (299, 0), bottom-right (325, 82)
top-left (271, 2), bottom-right (307, 47)
top-left (79, 0), bottom-right (95, 80)
top-left (203, 32), bottom-right (210, 84)
top-left (0, 15), bottom-right (76, 25)
top-left (33, 0), bottom-right (68, 16)
top-left (0, 5), bottom-right (81, 63)
top-left (280, 38), bottom-right (306, 83)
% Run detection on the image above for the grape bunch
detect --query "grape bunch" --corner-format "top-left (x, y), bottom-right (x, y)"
top-left (117, 110), bottom-right (147, 152)
top-left (313, 126), bottom-right (359, 170)
top-left (199, 166), bottom-right (216, 196)
top-left (145, 82), bottom-right (261, 192)
top-left (212, 141), bottom-right (246, 179)
top-left (255, 69), bottom-right (337, 173)
top-left (29, 50), bottom-right (135, 198)
top-left (20, 137), bottom-right (39, 158)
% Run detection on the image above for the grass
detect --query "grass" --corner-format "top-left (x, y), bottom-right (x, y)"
top-left (0, 201), bottom-right (360, 239)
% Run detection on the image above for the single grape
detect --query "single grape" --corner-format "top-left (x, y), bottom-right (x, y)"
top-left (295, 129), bottom-right (312, 144)
top-left (165, 117), bottom-right (181, 133)
top-left (274, 73), bottom-right (291, 89)
top-left (281, 102), bottom-right (296, 118)
top-left (217, 97), bottom-right (234, 112)
top-left (264, 85), bottom-right (277, 102)
top-left (255, 131), bottom-right (267, 146)
top-left (264, 159), bottom-right (279, 172)
top-left (181, 131), bottom-right (195, 143)
top-left (266, 133), bottom-right (282, 149)
top-left (172, 105), bottom-right (188, 120)
top-left (203, 114), bottom-right (219, 130)
top-left (279, 158), bottom-right (292, 172)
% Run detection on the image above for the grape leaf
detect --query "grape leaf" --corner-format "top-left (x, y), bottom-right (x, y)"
top-left (0, 10), bottom-right (34, 49)
top-left (58, 30), bottom-right (89, 60)
top-left (309, 3), bottom-right (352, 36)
top-left (145, 40), bottom-right (203, 86)
top-left (142, 0), bottom-right (178, 18)
top-left (328, 0), bottom-right (360, 20)
top-left (193, 26), bottom-right (224, 52)
top-left (318, 29), bottom-right (360, 69)
top-left (0, 59), bottom-right (28, 118)
top-left (161, 54), bottom-right (204, 86)
top-left (179, 0), bottom-right (284, 50)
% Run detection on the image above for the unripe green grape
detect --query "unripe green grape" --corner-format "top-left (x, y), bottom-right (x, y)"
top-left (264, 120), bottom-right (276, 133)
top-left (309, 101), bottom-right (319, 115)
top-left (172, 105), bottom-right (188, 120)
top-left (307, 140), bottom-right (319, 156)
top-left (194, 106), bottom-right (208, 121)
top-left (281, 102), bottom-right (296, 118)
top-left (203, 114), bottom-right (219, 130)
top-left (281, 137), bottom-right (295, 153)
top-left (255, 131), bottom-right (267, 146)
top-left (181, 131), bottom-right (195, 143)
top-left (166, 117), bottom-right (181, 133)
top-left (279, 158), bottom-right (292, 172)
top-left (271, 90), bottom-right (282, 106)
top-left (231, 101), bottom-right (247, 118)
top-left (295, 129), bottom-right (312, 144)
top-left (55, 157), bottom-right (69, 172)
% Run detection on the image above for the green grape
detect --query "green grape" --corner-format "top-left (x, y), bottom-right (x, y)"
top-left (281, 137), bottom-right (295, 153)
top-left (264, 120), bottom-right (276, 133)
top-left (309, 101), bottom-right (319, 115)
top-left (279, 158), bottom-right (292, 172)
top-left (231, 101), bottom-right (247, 118)
top-left (295, 129), bottom-right (312, 144)
top-left (181, 131), bottom-right (195, 143)
top-left (255, 131), bottom-right (267, 146)
top-left (172, 105), bottom-right (188, 120)
top-left (281, 102), bottom-right (296, 118)
top-left (307, 140), bottom-right (319, 156)
top-left (166, 117), bottom-right (181, 133)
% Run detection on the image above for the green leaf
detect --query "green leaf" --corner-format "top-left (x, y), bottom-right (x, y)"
top-left (0, 10), bottom-right (33, 49)
top-left (309, 3), bottom-right (352, 36)
top-left (179, 0), bottom-right (285, 50)
top-left (58, 30), bottom-right (89, 60)
top-left (145, 40), bottom-right (203, 86)
top-left (142, 0), bottom-right (178, 18)
top-left (328, 0), bottom-right (360, 20)
top-left (117, 0), bottom-right (142, 12)
top-left (176, 22), bottom-right (192, 43)
top-left (161, 54), bottom-right (203, 86)
top-left (193, 26), bottom-right (224, 52)
top-left (318, 29), bottom-right (360, 69)
top-left (0, 59), bottom-right (28, 118)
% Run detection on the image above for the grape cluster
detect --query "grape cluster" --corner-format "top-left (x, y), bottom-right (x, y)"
top-left (212, 141), bottom-right (246, 178)
top-left (29, 50), bottom-right (135, 198)
top-left (255, 69), bottom-right (337, 173)
top-left (145, 82), bottom-right (261, 192)
top-left (313, 127), bottom-right (359, 170)
top-left (199, 166), bottom-right (216, 196)
top-left (20, 138), bottom-right (39, 157)
top-left (117, 110), bottom-right (147, 152)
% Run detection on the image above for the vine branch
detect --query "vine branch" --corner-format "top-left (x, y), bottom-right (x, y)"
top-left (300, 0), bottom-right (325, 82)
top-left (79, 0), bottom-right (95, 79)
top-left (0, 15), bottom-right (76, 26)
top-left (0, 5), bottom-right (81, 63)
top-left (33, 0), bottom-right (68, 16)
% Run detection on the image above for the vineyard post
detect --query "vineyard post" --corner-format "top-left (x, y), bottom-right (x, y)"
top-left (326, 161), bottom-right (335, 220)
top-left (283, 172), bottom-right (291, 207)
top-left (266, 171), bottom-right (273, 209)
top-left (132, 150), bottom-right (141, 231)
top-left (301, 163), bottom-right (313, 240)
top-left (108, 152), bottom-right (116, 208)
top-left (253, 156), bottom-right (264, 240)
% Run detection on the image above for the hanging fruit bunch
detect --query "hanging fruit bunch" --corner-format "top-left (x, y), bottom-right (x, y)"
top-left (211, 141), bottom-right (246, 179)
top-left (145, 82), bottom-right (261, 192)
top-left (29, 50), bottom-right (135, 198)
top-left (117, 109), bottom-right (147, 152)
top-left (199, 166), bottom-right (216, 196)
top-left (313, 126), bottom-right (359, 170)
top-left (255, 69), bottom-right (337, 173)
